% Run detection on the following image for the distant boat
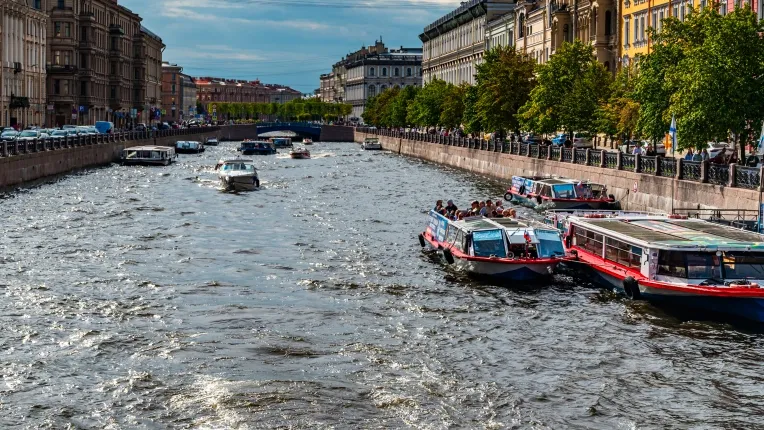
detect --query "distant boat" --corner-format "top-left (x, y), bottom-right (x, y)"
top-left (505, 175), bottom-right (618, 210)
top-left (175, 140), bottom-right (205, 154)
top-left (238, 140), bottom-right (276, 155)
top-left (215, 158), bottom-right (260, 191)
top-left (362, 137), bottom-right (382, 150)
top-left (206, 138), bottom-right (219, 146)
top-left (270, 137), bottom-right (292, 148)
top-left (302, 138), bottom-right (313, 145)
top-left (290, 147), bottom-right (311, 159)
top-left (120, 146), bottom-right (176, 166)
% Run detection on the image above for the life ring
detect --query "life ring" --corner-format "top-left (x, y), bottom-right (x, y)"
top-left (442, 248), bottom-right (455, 265)
top-left (504, 192), bottom-right (513, 201)
top-left (623, 276), bottom-right (641, 300)
top-left (418, 233), bottom-right (426, 248)
top-left (507, 251), bottom-right (515, 259)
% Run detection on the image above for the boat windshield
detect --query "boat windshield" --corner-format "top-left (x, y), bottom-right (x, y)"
top-left (553, 184), bottom-right (576, 199)
top-left (536, 230), bottom-right (565, 257)
top-left (723, 253), bottom-right (764, 279)
top-left (472, 229), bottom-right (506, 258)
top-left (222, 163), bottom-right (255, 172)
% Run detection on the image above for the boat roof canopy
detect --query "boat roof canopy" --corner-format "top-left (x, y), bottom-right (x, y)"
top-left (572, 216), bottom-right (764, 250)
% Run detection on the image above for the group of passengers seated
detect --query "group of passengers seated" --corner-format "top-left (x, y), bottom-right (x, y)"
top-left (433, 199), bottom-right (517, 220)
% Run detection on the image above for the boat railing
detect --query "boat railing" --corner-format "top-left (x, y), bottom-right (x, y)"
top-left (355, 128), bottom-right (764, 192)
top-left (673, 207), bottom-right (760, 231)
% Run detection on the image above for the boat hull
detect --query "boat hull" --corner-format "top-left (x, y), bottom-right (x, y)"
top-left (506, 192), bottom-right (618, 210)
top-left (219, 174), bottom-right (259, 191)
top-left (241, 149), bottom-right (276, 155)
top-left (290, 153), bottom-right (310, 159)
top-left (206, 140), bottom-right (219, 146)
top-left (121, 159), bottom-right (172, 166)
top-left (176, 148), bottom-right (205, 154)
top-left (571, 260), bottom-right (764, 323)
top-left (362, 144), bottom-right (383, 150)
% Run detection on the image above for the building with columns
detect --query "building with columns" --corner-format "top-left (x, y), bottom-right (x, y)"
top-left (1, 0), bottom-right (47, 128)
top-left (138, 26), bottom-right (163, 125)
top-left (420, 0), bottom-right (515, 85)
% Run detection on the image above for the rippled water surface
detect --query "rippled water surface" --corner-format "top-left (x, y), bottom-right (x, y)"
top-left (2, 142), bottom-right (764, 429)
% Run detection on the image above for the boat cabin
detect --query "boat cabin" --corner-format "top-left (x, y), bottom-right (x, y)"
top-left (271, 138), bottom-right (293, 148)
top-left (427, 211), bottom-right (565, 259)
top-left (216, 158), bottom-right (257, 172)
top-left (566, 214), bottom-right (764, 286)
top-left (121, 146), bottom-right (176, 165)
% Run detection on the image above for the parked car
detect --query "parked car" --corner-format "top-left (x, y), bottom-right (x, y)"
top-left (158, 122), bottom-right (171, 130)
top-left (62, 125), bottom-right (77, 130)
top-left (48, 129), bottom-right (70, 141)
top-left (134, 123), bottom-right (147, 132)
top-left (1, 130), bottom-right (18, 141)
top-left (16, 130), bottom-right (49, 141)
top-left (706, 142), bottom-right (733, 159)
top-left (95, 121), bottom-right (114, 134)
top-left (550, 132), bottom-right (593, 148)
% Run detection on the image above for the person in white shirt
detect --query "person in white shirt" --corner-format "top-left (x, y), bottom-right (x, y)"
top-left (632, 143), bottom-right (644, 155)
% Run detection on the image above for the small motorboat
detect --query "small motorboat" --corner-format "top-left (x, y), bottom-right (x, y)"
top-left (505, 175), bottom-right (618, 210)
top-left (362, 137), bottom-right (382, 150)
top-left (175, 140), bottom-right (205, 154)
top-left (120, 146), bottom-right (177, 166)
top-left (206, 138), bottom-right (219, 146)
top-left (270, 137), bottom-right (292, 148)
top-left (290, 148), bottom-right (311, 159)
top-left (239, 140), bottom-right (276, 155)
top-left (302, 138), bottom-right (313, 145)
top-left (215, 158), bottom-right (260, 191)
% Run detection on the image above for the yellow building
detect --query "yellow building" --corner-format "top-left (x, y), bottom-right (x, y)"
top-left (620, 0), bottom-right (700, 66)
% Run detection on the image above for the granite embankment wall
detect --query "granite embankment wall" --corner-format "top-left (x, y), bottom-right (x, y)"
top-left (0, 128), bottom-right (221, 189)
top-left (355, 131), bottom-right (762, 213)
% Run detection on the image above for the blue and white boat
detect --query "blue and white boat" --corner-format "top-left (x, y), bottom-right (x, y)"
top-left (239, 140), bottom-right (276, 155)
top-left (418, 211), bottom-right (568, 281)
top-left (505, 175), bottom-right (618, 210)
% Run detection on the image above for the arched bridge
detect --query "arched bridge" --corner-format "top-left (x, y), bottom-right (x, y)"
top-left (256, 122), bottom-right (322, 139)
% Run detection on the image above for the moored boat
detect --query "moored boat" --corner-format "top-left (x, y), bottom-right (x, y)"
top-left (175, 140), bottom-right (205, 154)
top-left (419, 210), bottom-right (568, 281)
top-left (551, 210), bottom-right (764, 322)
top-left (302, 138), bottom-right (313, 145)
top-left (206, 138), bottom-right (219, 146)
top-left (290, 147), bottom-right (311, 159)
top-left (215, 158), bottom-right (260, 191)
top-left (239, 140), bottom-right (276, 155)
top-left (362, 137), bottom-right (382, 150)
top-left (271, 137), bottom-right (293, 148)
top-left (504, 175), bottom-right (618, 210)
top-left (120, 146), bottom-right (176, 166)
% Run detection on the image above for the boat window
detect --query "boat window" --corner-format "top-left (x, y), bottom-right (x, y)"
top-left (686, 253), bottom-right (720, 279)
top-left (605, 237), bottom-right (641, 268)
top-left (446, 225), bottom-right (458, 245)
top-left (454, 230), bottom-right (465, 252)
top-left (541, 186), bottom-right (552, 197)
top-left (723, 253), bottom-right (764, 279)
top-left (574, 227), bottom-right (604, 256)
top-left (658, 251), bottom-right (687, 277)
top-left (472, 229), bottom-right (506, 258)
top-left (152, 151), bottom-right (161, 158)
top-left (536, 230), bottom-right (565, 257)
top-left (553, 184), bottom-right (576, 199)
top-left (126, 150), bottom-right (137, 158)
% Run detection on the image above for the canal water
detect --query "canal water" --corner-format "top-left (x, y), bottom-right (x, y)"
top-left (1, 142), bottom-right (763, 429)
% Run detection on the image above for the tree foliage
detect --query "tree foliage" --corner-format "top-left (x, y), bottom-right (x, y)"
top-left (474, 45), bottom-right (536, 133)
top-left (596, 65), bottom-right (639, 141)
top-left (518, 41), bottom-right (611, 135)
top-left (209, 100), bottom-right (352, 122)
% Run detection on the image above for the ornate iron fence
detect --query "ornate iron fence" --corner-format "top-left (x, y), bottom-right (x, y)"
top-left (574, 149), bottom-right (587, 165)
top-left (562, 148), bottom-right (573, 162)
top-left (681, 161), bottom-right (701, 181)
top-left (708, 164), bottom-right (730, 186)
top-left (641, 156), bottom-right (657, 174)
top-left (530, 144), bottom-right (539, 158)
top-left (659, 158), bottom-right (676, 177)
top-left (605, 152), bottom-right (618, 169)
top-left (622, 154), bottom-right (636, 172)
top-left (736, 166), bottom-right (761, 189)
top-left (589, 150), bottom-right (602, 166)
top-left (551, 146), bottom-right (561, 160)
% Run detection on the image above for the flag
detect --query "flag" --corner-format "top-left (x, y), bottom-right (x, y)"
top-left (669, 114), bottom-right (677, 155)
top-left (523, 231), bottom-right (532, 244)
top-left (758, 121), bottom-right (764, 154)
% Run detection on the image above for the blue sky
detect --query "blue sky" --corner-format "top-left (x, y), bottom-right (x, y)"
top-left (120, 0), bottom-right (460, 93)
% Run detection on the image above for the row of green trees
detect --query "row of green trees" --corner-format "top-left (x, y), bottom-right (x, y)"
top-left (200, 99), bottom-right (353, 122)
top-left (362, 6), bottom-right (764, 157)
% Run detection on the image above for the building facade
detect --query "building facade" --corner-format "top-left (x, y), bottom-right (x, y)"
top-left (139, 26), bottom-right (163, 124)
top-left (46, 0), bottom-right (154, 127)
top-left (179, 72), bottom-right (196, 120)
top-left (1, 0), bottom-right (47, 128)
top-left (420, 0), bottom-right (515, 85)
top-left (486, 11), bottom-right (516, 51)
top-left (160, 62), bottom-right (181, 122)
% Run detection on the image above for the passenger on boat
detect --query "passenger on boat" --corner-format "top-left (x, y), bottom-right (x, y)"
top-left (495, 200), bottom-right (504, 213)
top-left (434, 200), bottom-right (444, 212)
top-left (485, 200), bottom-right (495, 216)
top-left (470, 201), bottom-right (480, 215)
top-left (445, 200), bottom-right (458, 214)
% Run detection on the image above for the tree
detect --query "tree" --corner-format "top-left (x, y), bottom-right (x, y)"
top-left (462, 84), bottom-right (482, 135)
top-left (518, 41), bottom-right (610, 135)
top-left (439, 83), bottom-right (466, 129)
top-left (407, 78), bottom-right (448, 127)
top-left (596, 65), bottom-right (639, 145)
top-left (390, 85), bottom-right (418, 127)
top-left (475, 45), bottom-right (536, 134)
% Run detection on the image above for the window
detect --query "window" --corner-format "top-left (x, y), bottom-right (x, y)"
top-left (605, 237), bottom-right (642, 268)
top-left (720, 2), bottom-right (727, 14)
top-left (605, 11), bottom-right (612, 36)
top-left (368, 85), bottom-right (376, 97)
top-left (110, 85), bottom-right (116, 99)
top-left (81, 27), bottom-right (87, 41)
top-left (80, 81), bottom-right (87, 96)
top-left (53, 79), bottom-right (60, 94)
top-left (574, 228), bottom-right (604, 256)
top-left (58, 0), bottom-right (64, 7)
top-left (65, 23), bottom-right (71, 37)
top-left (640, 16), bottom-right (645, 41)
top-left (63, 80), bottom-right (69, 95)
top-left (64, 52), bottom-right (70, 65)
top-left (652, 11), bottom-right (657, 31)
top-left (394, 67), bottom-right (399, 77)
top-left (368, 67), bottom-right (375, 76)
top-left (673, 5), bottom-right (679, 16)
top-left (110, 61), bottom-right (116, 75)
top-left (406, 67), bottom-right (412, 77)
top-left (659, 10), bottom-right (665, 29)
top-left (171, 84), bottom-right (176, 94)
top-left (33, 0), bottom-right (41, 9)
top-left (680, 4), bottom-right (685, 20)
top-left (54, 22), bottom-right (62, 37)
top-left (472, 229), bottom-right (506, 258)
top-left (633, 18), bottom-right (638, 42)
top-left (54, 50), bottom-right (61, 65)
top-left (382, 67), bottom-right (387, 77)
top-left (80, 53), bottom-right (86, 68)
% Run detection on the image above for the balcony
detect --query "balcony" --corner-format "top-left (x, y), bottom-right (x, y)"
top-left (50, 6), bottom-right (74, 17)
top-left (109, 24), bottom-right (124, 35)
top-left (49, 94), bottom-right (76, 104)
top-left (79, 69), bottom-right (94, 78)
top-left (78, 95), bottom-right (98, 106)
top-left (109, 98), bottom-right (122, 110)
top-left (79, 39), bottom-right (96, 50)
top-left (80, 11), bottom-right (95, 21)
top-left (46, 64), bottom-right (78, 74)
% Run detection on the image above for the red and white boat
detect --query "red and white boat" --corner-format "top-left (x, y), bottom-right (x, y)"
top-left (548, 210), bottom-right (764, 322)
top-left (289, 147), bottom-right (311, 159)
top-left (419, 211), bottom-right (568, 281)
top-left (505, 176), bottom-right (618, 210)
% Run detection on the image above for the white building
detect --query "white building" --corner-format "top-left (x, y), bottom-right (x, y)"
top-left (1, 0), bottom-right (47, 127)
top-left (420, 0), bottom-right (515, 85)
top-left (486, 10), bottom-right (516, 51)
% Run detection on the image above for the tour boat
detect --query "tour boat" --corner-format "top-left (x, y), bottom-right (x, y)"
top-left (120, 146), bottom-right (176, 166)
top-left (290, 147), bottom-right (311, 159)
top-left (302, 138), bottom-right (313, 145)
top-left (504, 176), bottom-right (618, 210)
top-left (206, 138), bottom-right (219, 146)
top-left (549, 210), bottom-right (764, 322)
top-left (175, 140), bottom-right (205, 154)
top-left (238, 140), bottom-right (276, 155)
top-left (362, 137), bottom-right (382, 150)
top-left (215, 158), bottom-right (260, 191)
top-left (418, 210), bottom-right (568, 281)
top-left (270, 137), bottom-right (293, 148)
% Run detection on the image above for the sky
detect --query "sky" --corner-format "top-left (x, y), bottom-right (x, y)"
top-left (119, 0), bottom-right (461, 94)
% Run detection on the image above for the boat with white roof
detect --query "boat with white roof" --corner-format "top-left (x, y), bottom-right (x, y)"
top-left (547, 210), bottom-right (764, 322)
top-left (419, 211), bottom-right (568, 281)
top-left (120, 146), bottom-right (176, 166)
top-left (175, 140), bottom-right (205, 154)
top-left (362, 137), bottom-right (382, 150)
top-left (215, 158), bottom-right (260, 191)
top-left (506, 175), bottom-right (618, 210)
